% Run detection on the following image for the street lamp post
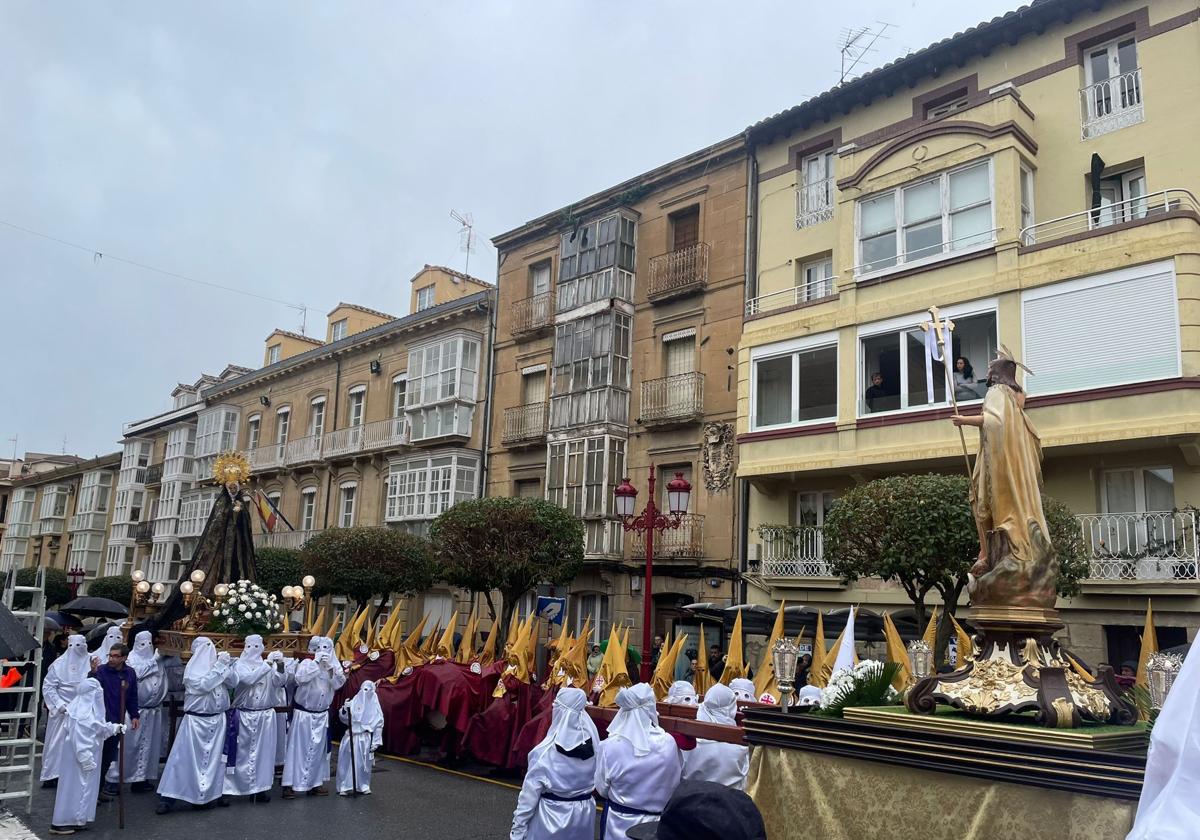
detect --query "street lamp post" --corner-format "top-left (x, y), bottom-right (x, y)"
top-left (67, 566), bottom-right (86, 599)
top-left (614, 464), bottom-right (692, 682)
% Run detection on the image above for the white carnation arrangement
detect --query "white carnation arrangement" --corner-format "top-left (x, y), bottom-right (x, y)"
top-left (206, 579), bottom-right (283, 638)
top-left (819, 659), bottom-right (900, 710)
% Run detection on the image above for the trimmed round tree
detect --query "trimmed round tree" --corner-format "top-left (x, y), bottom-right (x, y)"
top-left (300, 526), bottom-right (437, 608)
top-left (821, 473), bottom-right (1089, 659)
top-left (85, 574), bottom-right (133, 607)
top-left (13, 566), bottom-right (71, 609)
top-left (430, 497), bottom-right (584, 639)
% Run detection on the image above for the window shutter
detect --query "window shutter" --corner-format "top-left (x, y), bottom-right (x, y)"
top-left (671, 208), bottom-right (700, 251)
top-left (1023, 264), bottom-right (1178, 396)
top-left (665, 336), bottom-right (696, 377)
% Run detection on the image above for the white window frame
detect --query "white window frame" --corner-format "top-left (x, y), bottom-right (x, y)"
top-left (308, 397), bottom-right (326, 438)
top-left (1101, 466), bottom-right (1175, 514)
top-left (797, 151), bottom-right (835, 228)
top-left (1093, 167), bottom-right (1148, 228)
top-left (267, 344), bottom-right (281, 365)
top-left (529, 261), bottom-right (552, 297)
top-left (339, 482), bottom-right (357, 527)
top-left (1084, 37), bottom-right (1139, 88)
top-left (348, 386), bottom-right (366, 428)
top-left (856, 298), bottom-right (998, 419)
top-left (1020, 164), bottom-right (1036, 243)
top-left (275, 406), bottom-right (291, 450)
top-left (748, 331), bottom-right (840, 432)
top-left (854, 158), bottom-right (996, 280)
top-left (246, 414), bottom-right (261, 452)
top-left (331, 318), bottom-right (348, 342)
top-left (415, 285), bottom-right (435, 312)
top-left (385, 451), bottom-right (479, 523)
top-left (392, 375), bottom-right (407, 418)
top-left (300, 488), bottom-right (318, 532)
top-left (798, 256), bottom-right (834, 301)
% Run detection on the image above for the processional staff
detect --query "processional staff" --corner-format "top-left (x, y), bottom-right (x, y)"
top-left (922, 305), bottom-right (973, 476)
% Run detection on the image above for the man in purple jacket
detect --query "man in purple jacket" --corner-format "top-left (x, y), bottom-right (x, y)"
top-left (90, 643), bottom-right (140, 799)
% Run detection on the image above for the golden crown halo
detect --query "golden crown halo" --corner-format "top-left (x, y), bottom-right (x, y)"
top-left (211, 450), bottom-right (251, 486)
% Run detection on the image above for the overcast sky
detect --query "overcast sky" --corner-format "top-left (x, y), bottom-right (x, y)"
top-left (1, 1), bottom-right (1017, 459)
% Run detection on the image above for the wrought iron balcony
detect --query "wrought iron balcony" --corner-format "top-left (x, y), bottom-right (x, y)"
top-left (630, 513), bottom-right (704, 560)
top-left (648, 242), bottom-right (709, 301)
top-left (796, 178), bottom-right (835, 229)
top-left (745, 275), bottom-right (838, 317)
top-left (757, 526), bottom-right (834, 578)
top-left (144, 463), bottom-right (164, 486)
top-left (640, 372), bottom-right (704, 426)
top-left (248, 443), bottom-right (284, 472)
top-left (511, 291), bottom-right (554, 337)
top-left (502, 403), bottom-right (547, 447)
top-left (134, 520), bottom-right (156, 543)
top-left (1080, 68), bottom-right (1144, 140)
top-left (1078, 510), bottom-right (1199, 581)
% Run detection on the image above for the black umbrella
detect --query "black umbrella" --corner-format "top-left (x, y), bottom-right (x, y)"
top-left (62, 597), bottom-right (129, 619)
top-left (0, 603), bottom-right (40, 660)
top-left (45, 611), bottom-right (84, 629)
top-left (85, 621), bottom-right (124, 647)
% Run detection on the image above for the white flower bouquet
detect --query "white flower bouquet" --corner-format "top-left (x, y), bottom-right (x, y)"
top-left (206, 579), bottom-right (284, 638)
top-left (816, 659), bottom-right (901, 716)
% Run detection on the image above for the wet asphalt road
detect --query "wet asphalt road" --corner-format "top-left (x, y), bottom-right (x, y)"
top-left (4, 753), bottom-right (528, 840)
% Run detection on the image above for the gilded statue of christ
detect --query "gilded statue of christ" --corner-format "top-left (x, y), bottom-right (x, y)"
top-left (951, 346), bottom-right (1058, 608)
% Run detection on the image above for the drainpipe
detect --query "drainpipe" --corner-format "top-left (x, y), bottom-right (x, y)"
top-left (322, 355), bottom-right (342, 529)
top-left (737, 136), bottom-right (757, 605)
top-left (478, 261), bottom-right (500, 500)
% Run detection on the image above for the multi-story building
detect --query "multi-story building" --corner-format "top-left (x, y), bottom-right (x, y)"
top-left (488, 137), bottom-right (748, 647)
top-left (738, 0), bottom-right (1200, 665)
top-left (200, 265), bottom-right (493, 629)
top-left (1, 453), bottom-right (89, 550)
top-left (104, 368), bottom-right (251, 584)
top-left (0, 452), bottom-right (120, 588)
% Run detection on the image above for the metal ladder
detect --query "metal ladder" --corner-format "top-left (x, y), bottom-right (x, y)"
top-left (0, 568), bottom-right (47, 815)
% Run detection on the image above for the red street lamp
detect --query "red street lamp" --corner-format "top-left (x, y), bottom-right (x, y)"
top-left (67, 566), bottom-right (86, 598)
top-left (614, 464), bottom-right (692, 682)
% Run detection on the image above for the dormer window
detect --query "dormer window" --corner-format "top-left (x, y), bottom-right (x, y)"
top-left (416, 285), bottom-right (435, 312)
top-left (267, 344), bottom-right (281, 365)
top-left (331, 319), bottom-right (348, 342)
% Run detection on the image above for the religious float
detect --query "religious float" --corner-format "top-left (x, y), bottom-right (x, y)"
top-left (125, 451), bottom-right (316, 658)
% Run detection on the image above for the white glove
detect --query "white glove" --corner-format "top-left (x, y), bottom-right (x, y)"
top-left (55, 703), bottom-right (69, 716)
top-left (80, 760), bottom-right (97, 773)
top-left (216, 652), bottom-right (232, 666)
top-left (114, 724), bottom-right (127, 735)
top-left (267, 651), bottom-right (284, 663)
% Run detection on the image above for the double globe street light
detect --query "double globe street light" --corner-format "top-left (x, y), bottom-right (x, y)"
top-left (613, 465), bottom-right (692, 682)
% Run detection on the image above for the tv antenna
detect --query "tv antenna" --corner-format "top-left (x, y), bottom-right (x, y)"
top-left (450, 210), bottom-right (478, 275)
top-left (839, 22), bottom-right (894, 84)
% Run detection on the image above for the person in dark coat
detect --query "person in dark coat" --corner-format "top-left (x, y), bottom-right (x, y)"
top-left (89, 644), bottom-right (139, 798)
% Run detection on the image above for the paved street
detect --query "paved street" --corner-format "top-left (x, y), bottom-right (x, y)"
top-left (1, 753), bottom-right (529, 840)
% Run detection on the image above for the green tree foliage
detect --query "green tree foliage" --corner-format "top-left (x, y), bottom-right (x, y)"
top-left (822, 474), bottom-right (1090, 657)
top-left (300, 527), bottom-right (437, 607)
top-left (254, 547), bottom-right (308, 603)
top-left (85, 575), bottom-right (133, 607)
top-left (430, 497), bottom-right (584, 637)
top-left (13, 566), bottom-right (71, 609)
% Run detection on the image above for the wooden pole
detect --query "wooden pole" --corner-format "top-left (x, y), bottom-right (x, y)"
top-left (925, 306), bottom-right (973, 476)
top-left (117, 677), bottom-right (127, 830)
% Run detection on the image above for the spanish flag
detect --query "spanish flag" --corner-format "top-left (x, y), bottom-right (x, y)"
top-left (254, 490), bottom-right (293, 534)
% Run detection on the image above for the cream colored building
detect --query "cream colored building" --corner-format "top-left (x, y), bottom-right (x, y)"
top-left (488, 137), bottom-right (748, 648)
top-left (0, 452), bottom-right (120, 590)
top-left (201, 265), bottom-right (494, 629)
top-left (739, 0), bottom-right (1200, 666)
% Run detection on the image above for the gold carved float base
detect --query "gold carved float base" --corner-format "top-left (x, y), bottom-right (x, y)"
top-left (906, 606), bottom-right (1137, 729)
top-left (152, 628), bottom-right (313, 660)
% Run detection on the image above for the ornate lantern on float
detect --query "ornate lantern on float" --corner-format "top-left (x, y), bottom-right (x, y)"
top-left (771, 637), bottom-right (801, 714)
top-left (907, 640), bottom-right (934, 682)
top-left (1146, 651), bottom-right (1184, 710)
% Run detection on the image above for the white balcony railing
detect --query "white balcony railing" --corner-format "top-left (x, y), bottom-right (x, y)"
top-left (362, 417), bottom-right (410, 452)
top-left (33, 518), bottom-right (65, 537)
top-left (69, 512), bottom-right (108, 533)
top-left (1020, 189), bottom-right (1198, 246)
top-left (745, 275), bottom-right (838, 317)
top-left (284, 434), bottom-right (323, 465)
top-left (323, 425), bottom-right (364, 458)
top-left (796, 178), bottom-right (834, 229)
top-left (758, 526), bottom-right (833, 578)
top-left (249, 443), bottom-right (284, 471)
top-left (253, 529), bottom-right (320, 550)
top-left (1080, 68), bottom-right (1144, 140)
top-left (640, 372), bottom-right (704, 425)
top-left (1078, 510), bottom-right (1199, 581)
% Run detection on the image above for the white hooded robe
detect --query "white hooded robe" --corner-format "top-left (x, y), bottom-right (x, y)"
top-left (51, 679), bottom-right (121, 829)
top-left (595, 683), bottom-right (682, 840)
top-left (283, 636), bottom-right (345, 792)
top-left (111, 631), bottom-right (167, 784)
top-left (225, 635), bottom-right (285, 796)
top-left (511, 687), bottom-right (599, 840)
top-left (41, 634), bottom-right (92, 782)
top-left (336, 680), bottom-right (384, 794)
top-left (681, 683), bottom-right (749, 790)
top-left (156, 637), bottom-right (237, 805)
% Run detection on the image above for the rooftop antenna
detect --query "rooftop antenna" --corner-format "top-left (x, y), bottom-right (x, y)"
top-left (7, 435), bottom-right (16, 463)
top-left (839, 21), bottom-right (894, 84)
top-left (297, 305), bottom-right (308, 336)
top-left (61, 436), bottom-right (67, 455)
top-left (450, 209), bottom-right (478, 276)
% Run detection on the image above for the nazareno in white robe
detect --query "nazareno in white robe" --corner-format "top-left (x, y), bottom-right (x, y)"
top-left (1126, 642), bottom-right (1200, 839)
top-left (156, 637), bottom-right (238, 805)
top-left (283, 636), bottom-right (346, 792)
top-left (681, 683), bottom-right (749, 790)
top-left (52, 679), bottom-right (121, 829)
top-left (111, 631), bottom-right (168, 784)
top-left (336, 680), bottom-right (384, 794)
top-left (41, 634), bottom-right (92, 782)
top-left (595, 684), bottom-right (682, 840)
top-left (274, 657), bottom-right (297, 769)
top-left (511, 687), bottom-right (599, 840)
top-left (225, 636), bottom-right (285, 796)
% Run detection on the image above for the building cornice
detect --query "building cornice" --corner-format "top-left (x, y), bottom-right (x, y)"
top-left (9, 452), bottom-right (121, 487)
